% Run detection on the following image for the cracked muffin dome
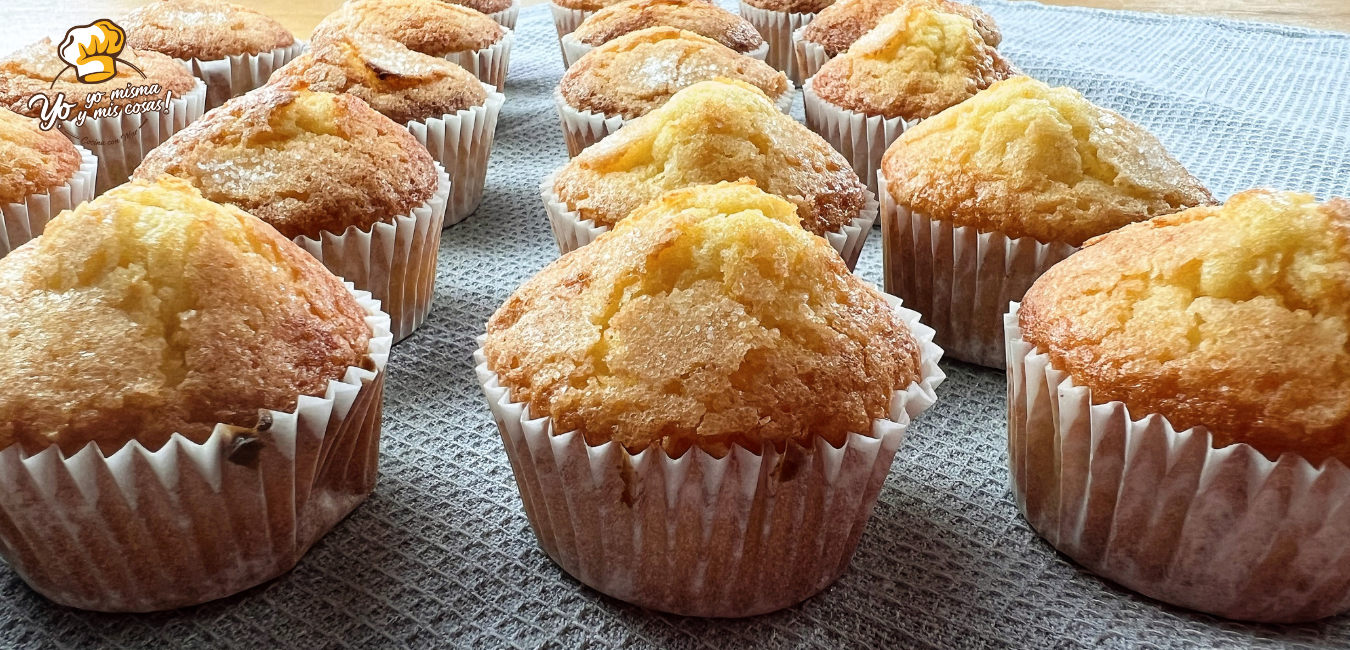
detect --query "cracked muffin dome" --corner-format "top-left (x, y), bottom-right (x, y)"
top-left (560, 27), bottom-right (789, 118)
top-left (553, 79), bottom-right (865, 237)
top-left (0, 176), bottom-right (372, 456)
top-left (802, 0), bottom-right (999, 58)
top-left (572, 0), bottom-right (763, 53)
top-left (311, 0), bottom-right (505, 58)
top-left (486, 180), bottom-right (922, 457)
top-left (0, 40), bottom-right (196, 117)
top-left (123, 0), bottom-right (296, 61)
top-left (0, 108), bottom-right (81, 205)
top-left (134, 88), bottom-right (437, 240)
top-left (742, 0), bottom-right (835, 15)
top-left (267, 32), bottom-right (487, 125)
top-left (810, 2), bottom-right (1017, 121)
top-left (1019, 190), bottom-right (1350, 466)
top-left (882, 76), bottom-right (1214, 246)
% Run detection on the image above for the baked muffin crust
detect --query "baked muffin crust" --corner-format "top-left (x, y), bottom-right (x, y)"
top-left (1020, 190), bottom-right (1350, 466)
top-left (802, 0), bottom-right (1000, 57)
top-left (573, 0), bottom-right (763, 52)
top-left (123, 0), bottom-right (296, 61)
top-left (312, 0), bottom-right (505, 58)
top-left (882, 76), bottom-right (1214, 246)
top-left (0, 176), bottom-right (371, 455)
top-left (135, 88), bottom-right (437, 240)
top-left (445, 0), bottom-right (515, 16)
top-left (0, 40), bottom-right (196, 117)
top-left (554, 79), bottom-right (867, 237)
top-left (560, 27), bottom-right (789, 118)
top-left (810, 3), bottom-right (1017, 120)
top-left (488, 180), bottom-right (922, 457)
top-left (268, 33), bottom-right (487, 124)
top-left (0, 108), bottom-right (81, 205)
top-left (742, 0), bottom-right (835, 15)
top-left (553, 0), bottom-right (629, 13)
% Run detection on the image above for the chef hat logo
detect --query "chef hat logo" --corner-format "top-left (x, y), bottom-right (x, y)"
top-left (55, 19), bottom-right (145, 85)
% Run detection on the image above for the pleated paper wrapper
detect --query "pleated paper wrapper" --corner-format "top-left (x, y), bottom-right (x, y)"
top-left (294, 165), bottom-right (450, 343)
top-left (560, 32), bottom-right (769, 68)
top-left (739, 2), bottom-right (816, 84)
top-left (1004, 304), bottom-right (1350, 623)
top-left (553, 81), bottom-right (795, 157)
top-left (550, 3), bottom-right (594, 62)
top-left (489, 0), bottom-right (521, 29)
top-left (0, 286), bottom-right (393, 613)
top-left (407, 85), bottom-right (505, 226)
top-left (540, 170), bottom-right (876, 268)
top-left (0, 145), bottom-right (97, 258)
top-left (61, 79), bottom-right (207, 196)
top-left (792, 25), bottom-right (831, 82)
top-left (446, 29), bottom-right (514, 89)
top-left (475, 293), bottom-right (944, 617)
top-left (804, 78), bottom-right (910, 196)
top-left (180, 42), bottom-right (306, 111)
top-left (878, 170), bottom-right (1075, 368)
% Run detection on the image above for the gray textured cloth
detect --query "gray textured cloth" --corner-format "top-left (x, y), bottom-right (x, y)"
top-left (3, 1), bottom-right (1349, 648)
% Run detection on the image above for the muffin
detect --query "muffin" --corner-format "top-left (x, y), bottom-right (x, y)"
top-left (268, 33), bottom-right (503, 224)
top-left (879, 76), bottom-right (1213, 368)
top-left (0, 39), bottom-right (205, 195)
top-left (135, 88), bottom-right (449, 341)
top-left (0, 108), bottom-right (96, 258)
top-left (556, 27), bottom-right (792, 156)
top-left (312, 0), bottom-right (513, 89)
top-left (795, 0), bottom-right (999, 79)
top-left (444, 0), bottom-right (519, 28)
top-left (123, 0), bottom-right (302, 110)
top-left (1008, 189), bottom-right (1350, 623)
top-left (804, 2), bottom-right (1016, 193)
top-left (739, 0), bottom-right (835, 84)
top-left (0, 175), bottom-right (390, 611)
top-left (549, 0), bottom-right (627, 54)
top-left (478, 180), bottom-right (943, 617)
top-left (561, 0), bottom-right (766, 67)
top-left (545, 79), bottom-right (876, 267)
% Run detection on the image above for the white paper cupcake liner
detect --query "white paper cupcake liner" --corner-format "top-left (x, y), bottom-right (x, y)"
top-left (59, 79), bottom-right (207, 196)
top-left (540, 170), bottom-right (875, 268)
top-left (1004, 303), bottom-right (1350, 623)
top-left (446, 29), bottom-right (514, 90)
top-left (804, 77), bottom-right (909, 195)
top-left (475, 292), bottom-right (943, 617)
top-left (878, 170), bottom-right (1075, 369)
top-left (407, 84), bottom-right (505, 226)
top-left (560, 32), bottom-right (770, 68)
top-left (553, 81), bottom-right (795, 157)
top-left (488, 0), bottom-right (521, 29)
top-left (739, 2), bottom-right (816, 85)
top-left (0, 284), bottom-right (392, 612)
top-left (550, 3), bottom-right (594, 63)
top-left (180, 41), bottom-right (306, 111)
top-left (792, 25), bottom-right (831, 82)
top-left (0, 145), bottom-right (97, 258)
top-left (294, 165), bottom-right (451, 343)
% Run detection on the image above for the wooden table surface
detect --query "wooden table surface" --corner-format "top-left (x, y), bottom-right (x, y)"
top-left (3, 0), bottom-right (1345, 56)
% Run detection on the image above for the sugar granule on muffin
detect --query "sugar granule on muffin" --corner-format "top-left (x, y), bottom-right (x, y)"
top-left (802, 0), bottom-right (999, 58)
top-left (312, 0), bottom-right (506, 58)
top-left (0, 108), bottom-right (81, 206)
top-left (123, 0), bottom-right (296, 61)
top-left (572, 0), bottom-right (763, 52)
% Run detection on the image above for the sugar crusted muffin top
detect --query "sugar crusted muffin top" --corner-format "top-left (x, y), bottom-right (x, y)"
top-left (312, 0), bottom-right (505, 58)
top-left (268, 33), bottom-right (487, 124)
top-left (810, 4), bottom-right (1017, 121)
top-left (572, 0), bottom-right (763, 52)
top-left (0, 176), bottom-right (372, 455)
top-left (1019, 190), bottom-right (1350, 466)
top-left (560, 27), bottom-right (788, 118)
top-left (123, 0), bottom-right (296, 61)
top-left (553, 80), bottom-right (867, 237)
top-left (882, 76), bottom-right (1214, 246)
top-left (0, 108), bottom-right (81, 205)
top-left (487, 181), bottom-right (923, 458)
top-left (742, 0), bottom-right (836, 15)
top-left (134, 88), bottom-right (437, 240)
top-left (802, 0), bottom-right (1000, 57)
top-left (0, 39), bottom-right (196, 116)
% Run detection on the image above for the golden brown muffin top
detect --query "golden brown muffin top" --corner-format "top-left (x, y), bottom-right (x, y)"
top-left (554, 80), bottom-right (867, 237)
top-left (811, 4), bottom-right (1017, 120)
top-left (443, 0), bottom-right (515, 17)
top-left (123, 0), bottom-right (296, 61)
top-left (802, 0), bottom-right (999, 57)
top-left (572, 0), bottom-right (763, 52)
top-left (487, 180), bottom-right (922, 458)
top-left (312, 0), bottom-right (505, 58)
top-left (560, 27), bottom-right (789, 118)
top-left (134, 88), bottom-right (437, 240)
top-left (882, 76), bottom-right (1214, 246)
top-left (0, 108), bottom-right (82, 205)
top-left (553, 0), bottom-right (629, 13)
top-left (267, 33), bottom-right (487, 124)
top-left (0, 39), bottom-right (196, 117)
top-left (0, 176), bottom-right (372, 456)
top-left (1020, 190), bottom-right (1350, 467)
top-left (742, 0), bottom-right (835, 15)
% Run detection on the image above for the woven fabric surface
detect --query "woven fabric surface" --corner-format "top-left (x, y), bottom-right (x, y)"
top-left (2, 1), bottom-right (1348, 647)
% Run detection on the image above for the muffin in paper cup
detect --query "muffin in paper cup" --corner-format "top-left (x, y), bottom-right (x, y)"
top-left (180, 42), bottom-right (306, 110)
top-left (804, 77), bottom-right (909, 196)
top-left (559, 0), bottom-right (770, 68)
top-left (550, 2), bottom-right (595, 52)
top-left (0, 141), bottom-right (97, 259)
top-left (738, 2), bottom-right (818, 84)
top-left (408, 87), bottom-right (506, 226)
top-left (792, 24), bottom-right (831, 81)
top-left (445, 28), bottom-right (514, 90)
top-left (488, 0), bottom-right (522, 29)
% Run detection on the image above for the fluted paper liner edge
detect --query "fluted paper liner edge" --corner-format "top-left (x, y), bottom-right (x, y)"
top-left (793, 25), bottom-right (831, 82)
top-left (739, 2), bottom-right (816, 84)
top-left (804, 78), bottom-right (910, 196)
top-left (560, 32), bottom-right (770, 68)
top-left (446, 29), bottom-right (514, 90)
top-left (489, 0), bottom-right (521, 29)
top-left (407, 84), bottom-right (504, 226)
top-left (180, 41), bottom-right (306, 111)
top-left (0, 145), bottom-right (97, 258)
